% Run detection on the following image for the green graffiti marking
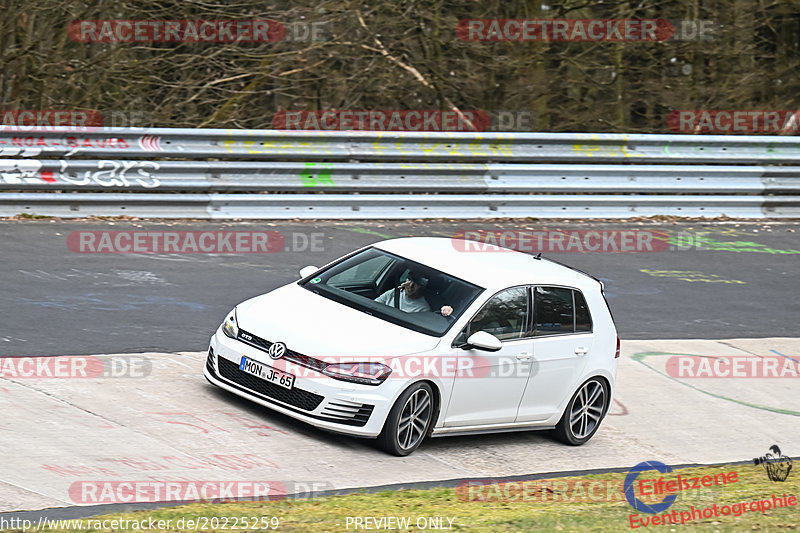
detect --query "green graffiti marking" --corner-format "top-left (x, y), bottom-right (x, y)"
top-left (345, 227), bottom-right (395, 239)
top-left (669, 234), bottom-right (800, 254)
top-left (632, 351), bottom-right (800, 417)
top-left (766, 142), bottom-right (782, 160)
top-left (300, 162), bottom-right (335, 187)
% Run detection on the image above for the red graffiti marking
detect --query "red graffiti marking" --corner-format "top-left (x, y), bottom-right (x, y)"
top-left (96, 457), bottom-right (169, 472)
top-left (222, 411), bottom-right (290, 436)
top-left (148, 412), bottom-right (230, 434)
top-left (10, 136), bottom-right (129, 149)
top-left (39, 171), bottom-right (56, 182)
top-left (149, 410), bottom-right (289, 437)
top-left (609, 398), bottom-right (629, 416)
top-left (41, 453), bottom-right (280, 479)
top-left (41, 463), bottom-right (120, 478)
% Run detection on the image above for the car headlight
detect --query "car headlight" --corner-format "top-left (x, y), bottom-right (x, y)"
top-left (322, 362), bottom-right (392, 386)
top-left (222, 308), bottom-right (239, 339)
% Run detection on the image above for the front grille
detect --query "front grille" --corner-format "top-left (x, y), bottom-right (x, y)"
top-left (237, 329), bottom-right (328, 372)
top-left (319, 400), bottom-right (374, 427)
top-left (217, 356), bottom-right (324, 412)
top-left (238, 330), bottom-right (272, 351)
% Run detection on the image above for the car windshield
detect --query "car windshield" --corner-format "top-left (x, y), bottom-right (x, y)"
top-left (299, 247), bottom-right (484, 337)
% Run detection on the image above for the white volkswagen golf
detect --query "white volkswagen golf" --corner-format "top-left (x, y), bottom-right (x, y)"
top-left (205, 237), bottom-right (619, 455)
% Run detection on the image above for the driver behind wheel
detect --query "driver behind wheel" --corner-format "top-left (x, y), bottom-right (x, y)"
top-left (375, 269), bottom-right (453, 316)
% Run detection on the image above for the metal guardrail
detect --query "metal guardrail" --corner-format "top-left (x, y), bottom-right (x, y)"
top-left (2, 160), bottom-right (799, 193)
top-left (2, 193), bottom-right (797, 219)
top-left (2, 128), bottom-right (800, 163)
top-left (0, 127), bottom-right (798, 219)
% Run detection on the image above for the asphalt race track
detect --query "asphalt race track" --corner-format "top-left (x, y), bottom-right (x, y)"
top-left (0, 219), bottom-right (798, 515)
top-left (2, 220), bottom-right (799, 356)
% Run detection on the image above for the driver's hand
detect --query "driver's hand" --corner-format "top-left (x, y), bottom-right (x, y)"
top-left (440, 305), bottom-right (453, 317)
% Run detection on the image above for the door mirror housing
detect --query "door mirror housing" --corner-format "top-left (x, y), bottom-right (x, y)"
top-left (299, 266), bottom-right (318, 278)
top-left (465, 331), bottom-right (502, 352)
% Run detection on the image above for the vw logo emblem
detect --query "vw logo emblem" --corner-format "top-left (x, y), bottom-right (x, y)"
top-left (267, 342), bottom-right (287, 360)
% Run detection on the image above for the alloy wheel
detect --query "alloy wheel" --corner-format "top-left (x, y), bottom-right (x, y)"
top-left (396, 388), bottom-right (432, 450)
top-left (569, 379), bottom-right (606, 439)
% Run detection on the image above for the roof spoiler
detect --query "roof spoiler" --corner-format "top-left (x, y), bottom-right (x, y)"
top-left (532, 254), bottom-right (605, 290)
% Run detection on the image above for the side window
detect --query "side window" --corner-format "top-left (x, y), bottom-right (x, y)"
top-left (533, 286), bottom-right (574, 336)
top-left (574, 290), bottom-right (593, 332)
top-left (469, 287), bottom-right (529, 341)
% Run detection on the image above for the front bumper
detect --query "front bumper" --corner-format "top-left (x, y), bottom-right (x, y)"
top-left (205, 329), bottom-right (405, 437)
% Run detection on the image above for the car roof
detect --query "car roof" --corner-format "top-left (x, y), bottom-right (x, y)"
top-left (373, 237), bottom-right (600, 292)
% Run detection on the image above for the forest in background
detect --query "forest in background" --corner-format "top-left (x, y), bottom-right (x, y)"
top-left (0, 0), bottom-right (798, 133)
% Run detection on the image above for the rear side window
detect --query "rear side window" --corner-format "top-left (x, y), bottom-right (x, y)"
top-left (574, 290), bottom-right (593, 332)
top-left (533, 286), bottom-right (592, 336)
top-left (533, 286), bottom-right (573, 335)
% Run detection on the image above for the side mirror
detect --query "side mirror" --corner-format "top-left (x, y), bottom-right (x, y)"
top-left (299, 266), bottom-right (318, 278)
top-left (465, 331), bottom-right (502, 352)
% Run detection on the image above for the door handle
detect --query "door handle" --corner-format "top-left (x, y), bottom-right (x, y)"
top-left (516, 352), bottom-right (533, 361)
top-left (575, 347), bottom-right (589, 356)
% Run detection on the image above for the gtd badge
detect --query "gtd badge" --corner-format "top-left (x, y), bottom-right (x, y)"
top-left (268, 342), bottom-right (287, 360)
top-left (241, 333), bottom-right (253, 341)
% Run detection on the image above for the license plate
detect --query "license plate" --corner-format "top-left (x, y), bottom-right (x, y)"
top-left (239, 356), bottom-right (295, 390)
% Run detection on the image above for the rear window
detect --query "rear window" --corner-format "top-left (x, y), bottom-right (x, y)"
top-left (533, 286), bottom-right (593, 336)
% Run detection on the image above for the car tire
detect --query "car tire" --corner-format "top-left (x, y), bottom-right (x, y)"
top-left (554, 377), bottom-right (609, 446)
top-left (377, 382), bottom-right (434, 456)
